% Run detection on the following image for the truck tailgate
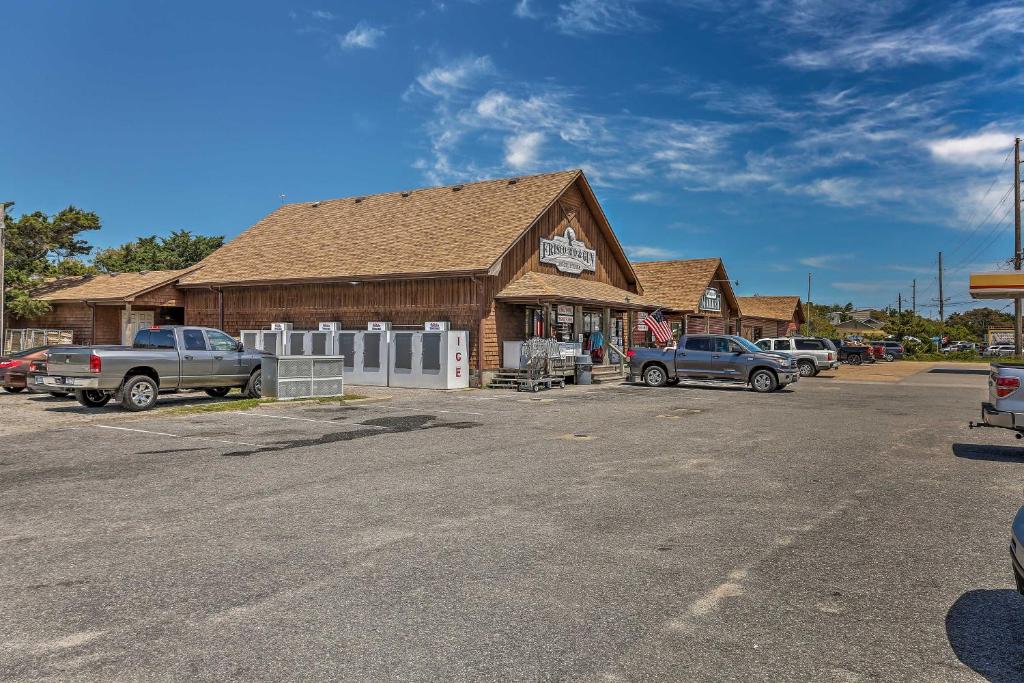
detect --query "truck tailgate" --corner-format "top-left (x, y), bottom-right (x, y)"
top-left (46, 348), bottom-right (95, 376)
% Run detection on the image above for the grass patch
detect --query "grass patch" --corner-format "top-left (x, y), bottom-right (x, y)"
top-left (162, 393), bottom-right (367, 416)
top-left (904, 352), bottom-right (1024, 364)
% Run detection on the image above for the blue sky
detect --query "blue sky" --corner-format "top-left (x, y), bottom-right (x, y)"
top-left (3, 0), bottom-right (1022, 313)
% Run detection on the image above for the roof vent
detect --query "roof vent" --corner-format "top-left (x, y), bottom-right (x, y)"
top-left (311, 201), bottom-right (321, 208)
top-left (400, 191), bottom-right (411, 198)
top-left (452, 185), bottom-right (463, 192)
top-left (508, 178), bottom-right (518, 185)
top-left (354, 197), bottom-right (365, 204)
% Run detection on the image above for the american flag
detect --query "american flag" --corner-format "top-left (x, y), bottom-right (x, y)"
top-left (642, 309), bottom-right (673, 344)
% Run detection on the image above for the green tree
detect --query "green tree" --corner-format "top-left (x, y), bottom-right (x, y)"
top-left (946, 307), bottom-right (1013, 339)
top-left (93, 230), bottom-right (223, 273)
top-left (3, 206), bottom-right (100, 318)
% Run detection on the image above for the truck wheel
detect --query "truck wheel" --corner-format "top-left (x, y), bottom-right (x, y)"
top-left (750, 369), bottom-right (778, 393)
top-left (121, 375), bottom-right (159, 412)
top-left (642, 365), bottom-right (667, 388)
top-left (244, 369), bottom-right (262, 399)
top-left (205, 387), bottom-right (231, 398)
top-left (2, 386), bottom-right (25, 393)
top-left (848, 354), bottom-right (862, 365)
top-left (797, 360), bottom-right (815, 377)
top-left (75, 389), bottom-right (111, 408)
top-left (884, 353), bottom-right (894, 362)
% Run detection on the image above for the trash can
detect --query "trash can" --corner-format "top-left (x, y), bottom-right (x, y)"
top-left (574, 355), bottom-right (593, 385)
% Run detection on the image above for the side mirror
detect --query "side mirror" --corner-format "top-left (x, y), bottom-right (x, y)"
top-left (236, 341), bottom-right (245, 352)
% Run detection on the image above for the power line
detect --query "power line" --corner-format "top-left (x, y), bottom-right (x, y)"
top-left (943, 147), bottom-right (1014, 262)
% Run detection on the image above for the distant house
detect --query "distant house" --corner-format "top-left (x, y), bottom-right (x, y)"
top-left (835, 317), bottom-right (885, 335)
top-left (736, 296), bottom-right (805, 340)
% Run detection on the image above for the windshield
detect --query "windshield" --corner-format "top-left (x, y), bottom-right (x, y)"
top-left (732, 336), bottom-right (763, 353)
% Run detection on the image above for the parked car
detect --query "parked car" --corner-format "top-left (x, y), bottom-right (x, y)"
top-left (1, 346), bottom-right (74, 395)
top-left (873, 340), bottom-right (904, 361)
top-left (984, 345), bottom-right (1015, 358)
top-left (754, 336), bottom-right (839, 377)
top-left (42, 326), bottom-right (263, 411)
top-left (942, 341), bottom-right (977, 353)
top-left (1013, 507), bottom-right (1024, 595)
top-left (629, 334), bottom-right (799, 393)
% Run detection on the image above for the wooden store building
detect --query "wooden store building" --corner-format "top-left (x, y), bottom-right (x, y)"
top-left (736, 296), bottom-right (805, 340)
top-left (630, 258), bottom-right (740, 341)
top-left (16, 269), bottom-right (190, 345)
top-left (170, 169), bottom-right (663, 385)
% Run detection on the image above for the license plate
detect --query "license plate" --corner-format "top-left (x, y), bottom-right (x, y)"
top-left (35, 376), bottom-right (45, 384)
top-left (65, 378), bottom-right (76, 386)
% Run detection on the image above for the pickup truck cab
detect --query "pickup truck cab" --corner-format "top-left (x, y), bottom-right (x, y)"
top-left (43, 326), bottom-right (263, 411)
top-left (629, 334), bottom-right (799, 392)
top-left (754, 336), bottom-right (839, 377)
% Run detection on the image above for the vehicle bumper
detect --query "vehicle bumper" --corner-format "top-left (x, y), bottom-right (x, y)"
top-left (779, 370), bottom-right (798, 385)
top-left (822, 361), bottom-right (841, 370)
top-left (40, 376), bottom-right (102, 390)
top-left (971, 402), bottom-right (1024, 431)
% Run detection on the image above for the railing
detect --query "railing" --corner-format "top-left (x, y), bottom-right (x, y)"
top-left (4, 328), bottom-right (74, 354)
top-left (607, 342), bottom-right (629, 374)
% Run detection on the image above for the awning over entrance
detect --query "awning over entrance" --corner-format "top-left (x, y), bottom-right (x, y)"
top-left (495, 272), bottom-right (663, 310)
top-left (969, 272), bottom-right (1024, 299)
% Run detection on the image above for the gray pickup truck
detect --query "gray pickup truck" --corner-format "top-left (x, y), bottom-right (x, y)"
top-left (629, 334), bottom-right (799, 392)
top-left (42, 325), bottom-right (263, 411)
top-left (969, 362), bottom-right (1024, 437)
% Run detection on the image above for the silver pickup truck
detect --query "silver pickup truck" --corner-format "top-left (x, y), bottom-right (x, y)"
top-left (629, 334), bottom-right (799, 392)
top-left (970, 363), bottom-right (1024, 437)
top-left (43, 325), bottom-right (263, 411)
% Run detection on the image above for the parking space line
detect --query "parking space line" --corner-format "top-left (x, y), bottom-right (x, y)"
top-left (94, 424), bottom-right (264, 447)
top-left (370, 404), bottom-right (486, 416)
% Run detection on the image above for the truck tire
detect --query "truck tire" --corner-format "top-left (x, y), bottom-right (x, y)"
top-left (244, 369), bottom-right (262, 399)
top-left (750, 369), bottom-right (778, 393)
top-left (121, 375), bottom-right (159, 412)
top-left (75, 389), bottom-right (111, 408)
top-left (642, 365), bottom-right (668, 387)
top-left (205, 387), bottom-right (231, 398)
top-left (848, 353), bottom-right (862, 365)
top-left (2, 386), bottom-right (25, 393)
top-left (884, 353), bottom-right (894, 362)
top-left (797, 360), bottom-right (815, 378)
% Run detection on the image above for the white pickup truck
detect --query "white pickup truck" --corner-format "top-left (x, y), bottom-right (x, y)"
top-left (970, 363), bottom-right (1024, 438)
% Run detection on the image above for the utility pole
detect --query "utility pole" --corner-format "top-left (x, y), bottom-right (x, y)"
top-left (938, 251), bottom-right (944, 324)
top-left (912, 279), bottom-right (916, 315)
top-left (0, 202), bottom-right (12, 356)
top-left (805, 272), bottom-right (811, 336)
top-left (898, 292), bottom-right (902, 314)
top-left (1015, 137), bottom-right (1022, 358)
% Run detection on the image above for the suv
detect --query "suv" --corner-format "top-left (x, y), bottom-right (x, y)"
top-left (754, 337), bottom-right (839, 377)
top-left (983, 344), bottom-right (1015, 357)
top-left (875, 340), bottom-right (904, 361)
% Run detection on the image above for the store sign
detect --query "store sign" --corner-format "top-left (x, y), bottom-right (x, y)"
top-left (424, 321), bottom-right (450, 331)
top-left (540, 227), bottom-right (596, 274)
top-left (636, 312), bottom-right (648, 331)
top-left (367, 321), bottom-right (391, 332)
top-left (556, 304), bottom-right (574, 324)
top-left (699, 287), bottom-right (721, 312)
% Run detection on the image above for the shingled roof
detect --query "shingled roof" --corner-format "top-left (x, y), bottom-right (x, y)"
top-left (496, 271), bottom-right (664, 310)
top-left (31, 269), bottom-right (192, 303)
top-left (179, 169), bottom-right (629, 287)
top-left (737, 295), bottom-right (804, 323)
top-left (631, 258), bottom-right (739, 313)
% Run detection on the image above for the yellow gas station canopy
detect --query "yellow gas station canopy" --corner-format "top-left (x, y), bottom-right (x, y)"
top-left (969, 272), bottom-right (1024, 299)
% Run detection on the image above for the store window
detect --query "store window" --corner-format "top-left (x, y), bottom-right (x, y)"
top-left (752, 326), bottom-right (763, 340)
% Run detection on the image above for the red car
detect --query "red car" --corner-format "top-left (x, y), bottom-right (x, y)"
top-left (1, 346), bottom-right (72, 395)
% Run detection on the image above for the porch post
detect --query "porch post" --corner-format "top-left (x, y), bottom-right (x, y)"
top-left (123, 302), bottom-right (132, 344)
top-left (602, 307), bottom-right (611, 365)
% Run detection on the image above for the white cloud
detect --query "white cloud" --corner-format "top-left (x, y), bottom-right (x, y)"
top-left (341, 23), bottom-right (385, 49)
top-left (504, 131), bottom-right (545, 169)
top-left (782, 1), bottom-right (1024, 71)
top-left (927, 131), bottom-right (1013, 167)
top-left (310, 9), bottom-right (336, 21)
top-left (555, 0), bottom-right (654, 34)
top-left (799, 254), bottom-right (850, 269)
top-left (414, 55), bottom-right (495, 97)
top-left (625, 245), bottom-right (678, 260)
top-left (629, 191), bottom-right (662, 203)
top-left (514, 0), bottom-right (540, 19)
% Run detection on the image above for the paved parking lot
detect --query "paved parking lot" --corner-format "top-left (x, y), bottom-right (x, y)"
top-left (2, 368), bottom-right (1023, 680)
